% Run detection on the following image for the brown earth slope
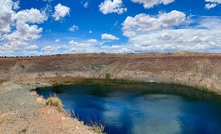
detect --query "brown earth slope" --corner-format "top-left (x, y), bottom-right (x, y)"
top-left (0, 53), bottom-right (221, 94)
top-left (0, 82), bottom-right (97, 134)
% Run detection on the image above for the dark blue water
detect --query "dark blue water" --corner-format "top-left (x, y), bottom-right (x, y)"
top-left (36, 83), bottom-right (221, 134)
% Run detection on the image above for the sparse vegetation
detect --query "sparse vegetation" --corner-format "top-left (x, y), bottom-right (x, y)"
top-left (105, 73), bottom-right (111, 79)
top-left (19, 64), bottom-right (25, 69)
top-left (46, 96), bottom-right (64, 112)
top-left (65, 109), bottom-right (105, 133)
top-left (91, 122), bottom-right (105, 134)
top-left (65, 110), bottom-right (76, 118)
top-left (50, 77), bottom-right (144, 87)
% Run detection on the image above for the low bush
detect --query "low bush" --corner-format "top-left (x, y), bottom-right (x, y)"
top-left (46, 96), bottom-right (64, 112)
top-left (19, 64), bottom-right (25, 69)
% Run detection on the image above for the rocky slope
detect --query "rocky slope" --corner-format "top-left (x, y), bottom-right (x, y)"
top-left (0, 53), bottom-right (221, 94)
top-left (0, 82), bottom-right (97, 134)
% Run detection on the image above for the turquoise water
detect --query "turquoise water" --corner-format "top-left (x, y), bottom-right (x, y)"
top-left (36, 83), bottom-right (221, 134)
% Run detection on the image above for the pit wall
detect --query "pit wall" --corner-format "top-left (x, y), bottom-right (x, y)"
top-left (0, 54), bottom-right (221, 94)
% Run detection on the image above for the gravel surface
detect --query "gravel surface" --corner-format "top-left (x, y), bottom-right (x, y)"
top-left (0, 82), bottom-right (96, 134)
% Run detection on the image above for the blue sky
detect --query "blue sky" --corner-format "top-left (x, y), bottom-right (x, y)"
top-left (1, 0), bottom-right (221, 56)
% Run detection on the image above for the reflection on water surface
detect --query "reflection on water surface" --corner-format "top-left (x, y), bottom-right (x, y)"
top-left (37, 83), bottom-right (221, 134)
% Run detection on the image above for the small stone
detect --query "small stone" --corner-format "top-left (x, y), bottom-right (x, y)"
top-left (36, 97), bottom-right (44, 103)
top-left (30, 91), bottom-right (37, 96)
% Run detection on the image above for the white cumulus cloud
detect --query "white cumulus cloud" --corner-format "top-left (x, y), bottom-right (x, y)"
top-left (83, 2), bottom-right (89, 8)
top-left (68, 25), bottom-right (79, 32)
top-left (24, 45), bottom-right (39, 50)
top-left (101, 33), bottom-right (119, 40)
top-left (0, 0), bottom-right (14, 33)
top-left (122, 10), bottom-right (186, 37)
top-left (12, 8), bottom-right (47, 24)
top-left (88, 39), bottom-right (98, 43)
top-left (0, 0), bottom-right (48, 55)
top-left (205, 0), bottom-right (221, 9)
top-left (13, 0), bottom-right (20, 10)
top-left (131, 0), bottom-right (174, 9)
top-left (53, 3), bottom-right (70, 21)
top-left (118, 10), bottom-right (221, 52)
top-left (99, 0), bottom-right (127, 14)
top-left (55, 39), bottom-right (60, 42)
top-left (205, 3), bottom-right (217, 9)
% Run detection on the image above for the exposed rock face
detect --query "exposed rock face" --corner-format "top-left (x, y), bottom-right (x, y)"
top-left (0, 54), bottom-right (221, 94)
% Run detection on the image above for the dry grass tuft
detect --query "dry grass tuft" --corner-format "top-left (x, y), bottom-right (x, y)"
top-left (46, 96), bottom-right (64, 112)
top-left (91, 122), bottom-right (105, 134)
